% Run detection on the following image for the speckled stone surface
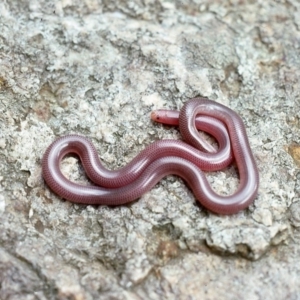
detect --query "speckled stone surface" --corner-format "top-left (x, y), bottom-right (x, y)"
top-left (0, 1), bottom-right (299, 299)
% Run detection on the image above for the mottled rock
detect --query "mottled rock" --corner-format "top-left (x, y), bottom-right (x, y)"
top-left (0, 0), bottom-right (299, 299)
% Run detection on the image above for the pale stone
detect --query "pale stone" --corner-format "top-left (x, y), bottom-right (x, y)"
top-left (0, 1), bottom-right (299, 299)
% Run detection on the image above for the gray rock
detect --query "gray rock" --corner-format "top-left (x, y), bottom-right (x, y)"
top-left (0, 0), bottom-right (299, 299)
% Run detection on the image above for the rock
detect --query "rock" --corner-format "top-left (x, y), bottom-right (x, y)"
top-left (0, 1), bottom-right (299, 299)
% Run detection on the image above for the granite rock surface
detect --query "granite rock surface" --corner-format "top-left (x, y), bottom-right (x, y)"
top-left (0, 0), bottom-right (299, 299)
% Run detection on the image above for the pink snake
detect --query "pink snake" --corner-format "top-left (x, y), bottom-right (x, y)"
top-left (42, 98), bottom-right (259, 214)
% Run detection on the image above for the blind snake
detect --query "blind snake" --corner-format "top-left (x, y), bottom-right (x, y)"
top-left (42, 98), bottom-right (259, 214)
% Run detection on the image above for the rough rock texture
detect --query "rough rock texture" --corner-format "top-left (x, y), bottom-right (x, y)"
top-left (0, 0), bottom-right (299, 299)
